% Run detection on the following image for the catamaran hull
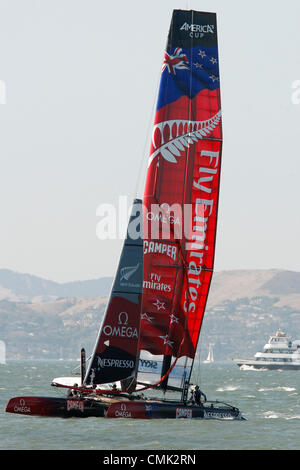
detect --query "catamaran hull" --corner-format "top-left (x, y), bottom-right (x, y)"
top-left (105, 400), bottom-right (244, 420)
top-left (6, 396), bottom-right (244, 420)
top-left (5, 396), bottom-right (108, 418)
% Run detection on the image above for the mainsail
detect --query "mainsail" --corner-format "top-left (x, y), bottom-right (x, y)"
top-left (138, 10), bottom-right (222, 388)
top-left (84, 200), bottom-right (143, 386)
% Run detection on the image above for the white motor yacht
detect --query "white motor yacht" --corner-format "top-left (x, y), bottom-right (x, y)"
top-left (233, 330), bottom-right (300, 370)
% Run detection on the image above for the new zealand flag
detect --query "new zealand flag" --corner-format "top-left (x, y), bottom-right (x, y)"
top-left (157, 44), bottom-right (220, 110)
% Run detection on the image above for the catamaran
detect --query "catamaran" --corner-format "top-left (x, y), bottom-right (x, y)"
top-left (6, 9), bottom-right (244, 420)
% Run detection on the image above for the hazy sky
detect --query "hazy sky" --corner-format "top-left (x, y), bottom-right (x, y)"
top-left (0, 0), bottom-right (299, 282)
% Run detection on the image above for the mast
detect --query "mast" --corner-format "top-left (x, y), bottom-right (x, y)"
top-left (80, 348), bottom-right (86, 385)
top-left (138, 9), bottom-right (222, 392)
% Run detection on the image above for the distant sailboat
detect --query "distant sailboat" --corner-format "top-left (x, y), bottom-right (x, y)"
top-left (0, 340), bottom-right (6, 365)
top-left (203, 344), bottom-right (214, 363)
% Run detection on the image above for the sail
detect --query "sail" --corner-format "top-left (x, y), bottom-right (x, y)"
top-left (139, 10), bottom-right (222, 372)
top-left (204, 343), bottom-right (214, 363)
top-left (84, 199), bottom-right (143, 386)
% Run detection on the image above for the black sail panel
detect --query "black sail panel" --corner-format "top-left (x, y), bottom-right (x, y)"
top-left (84, 199), bottom-right (143, 385)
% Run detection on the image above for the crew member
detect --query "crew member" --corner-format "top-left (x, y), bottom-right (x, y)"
top-left (194, 385), bottom-right (207, 405)
top-left (67, 383), bottom-right (79, 398)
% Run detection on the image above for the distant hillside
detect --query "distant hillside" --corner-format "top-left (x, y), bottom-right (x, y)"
top-left (0, 268), bottom-right (299, 360)
top-left (0, 296), bottom-right (107, 360)
top-left (207, 269), bottom-right (300, 310)
top-left (261, 270), bottom-right (300, 295)
top-left (1, 268), bottom-right (300, 308)
top-left (0, 269), bottom-right (113, 302)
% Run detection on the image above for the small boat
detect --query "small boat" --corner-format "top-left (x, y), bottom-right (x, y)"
top-left (6, 9), bottom-right (244, 421)
top-left (233, 330), bottom-right (300, 370)
top-left (203, 343), bottom-right (214, 363)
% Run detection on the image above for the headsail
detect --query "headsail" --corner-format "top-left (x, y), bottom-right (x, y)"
top-left (84, 199), bottom-right (143, 386)
top-left (138, 10), bottom-right (222, 386)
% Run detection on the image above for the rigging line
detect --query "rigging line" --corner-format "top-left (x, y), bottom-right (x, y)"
top-left (134, 355), bottom-right (180, 393)
top-left (195, 326), bottom-right (204, 387)
top-left (133, 53), bottom-right (163, 200)
top-left (72, 354), bottom-right (91, 372)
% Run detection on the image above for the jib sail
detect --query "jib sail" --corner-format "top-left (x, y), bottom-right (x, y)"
top-left (84, 199), bottom-right (143, 386)
top-left (138, 10), bottom-right (222, 386)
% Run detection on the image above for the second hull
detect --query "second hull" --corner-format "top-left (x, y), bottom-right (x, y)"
top-left (105, 400), bottom-right (244, 420)
top-left (5, 396), bottom-right (108, 418)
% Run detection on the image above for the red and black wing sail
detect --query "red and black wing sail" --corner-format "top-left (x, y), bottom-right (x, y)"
top-left (139, 10), bottom-right (222, 363)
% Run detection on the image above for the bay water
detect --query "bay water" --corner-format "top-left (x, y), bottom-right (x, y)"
top-left (0, 360), bottom-right (299, 450)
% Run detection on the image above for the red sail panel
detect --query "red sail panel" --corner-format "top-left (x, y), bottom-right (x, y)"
top-left (140, 241), bottom-right (180, 356)
top-left (140, 10), bottom-right (222, 360)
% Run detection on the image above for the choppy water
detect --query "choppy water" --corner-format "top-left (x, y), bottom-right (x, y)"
top-left (0, 361), bottom-right (299, 450)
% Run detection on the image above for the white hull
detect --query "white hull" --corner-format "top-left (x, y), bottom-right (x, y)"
top-left (233, 331), bottom-right (300, 370)
top-left (52, 377), bottom-right (121, 389)
top-left (233, 359), bottom-right (300, 370)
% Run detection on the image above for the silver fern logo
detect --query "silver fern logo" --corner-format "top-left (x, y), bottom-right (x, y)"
top-left (120, 263), bottom-right (140, 281)
top-left (149, 110), bottom-right (221, 166)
